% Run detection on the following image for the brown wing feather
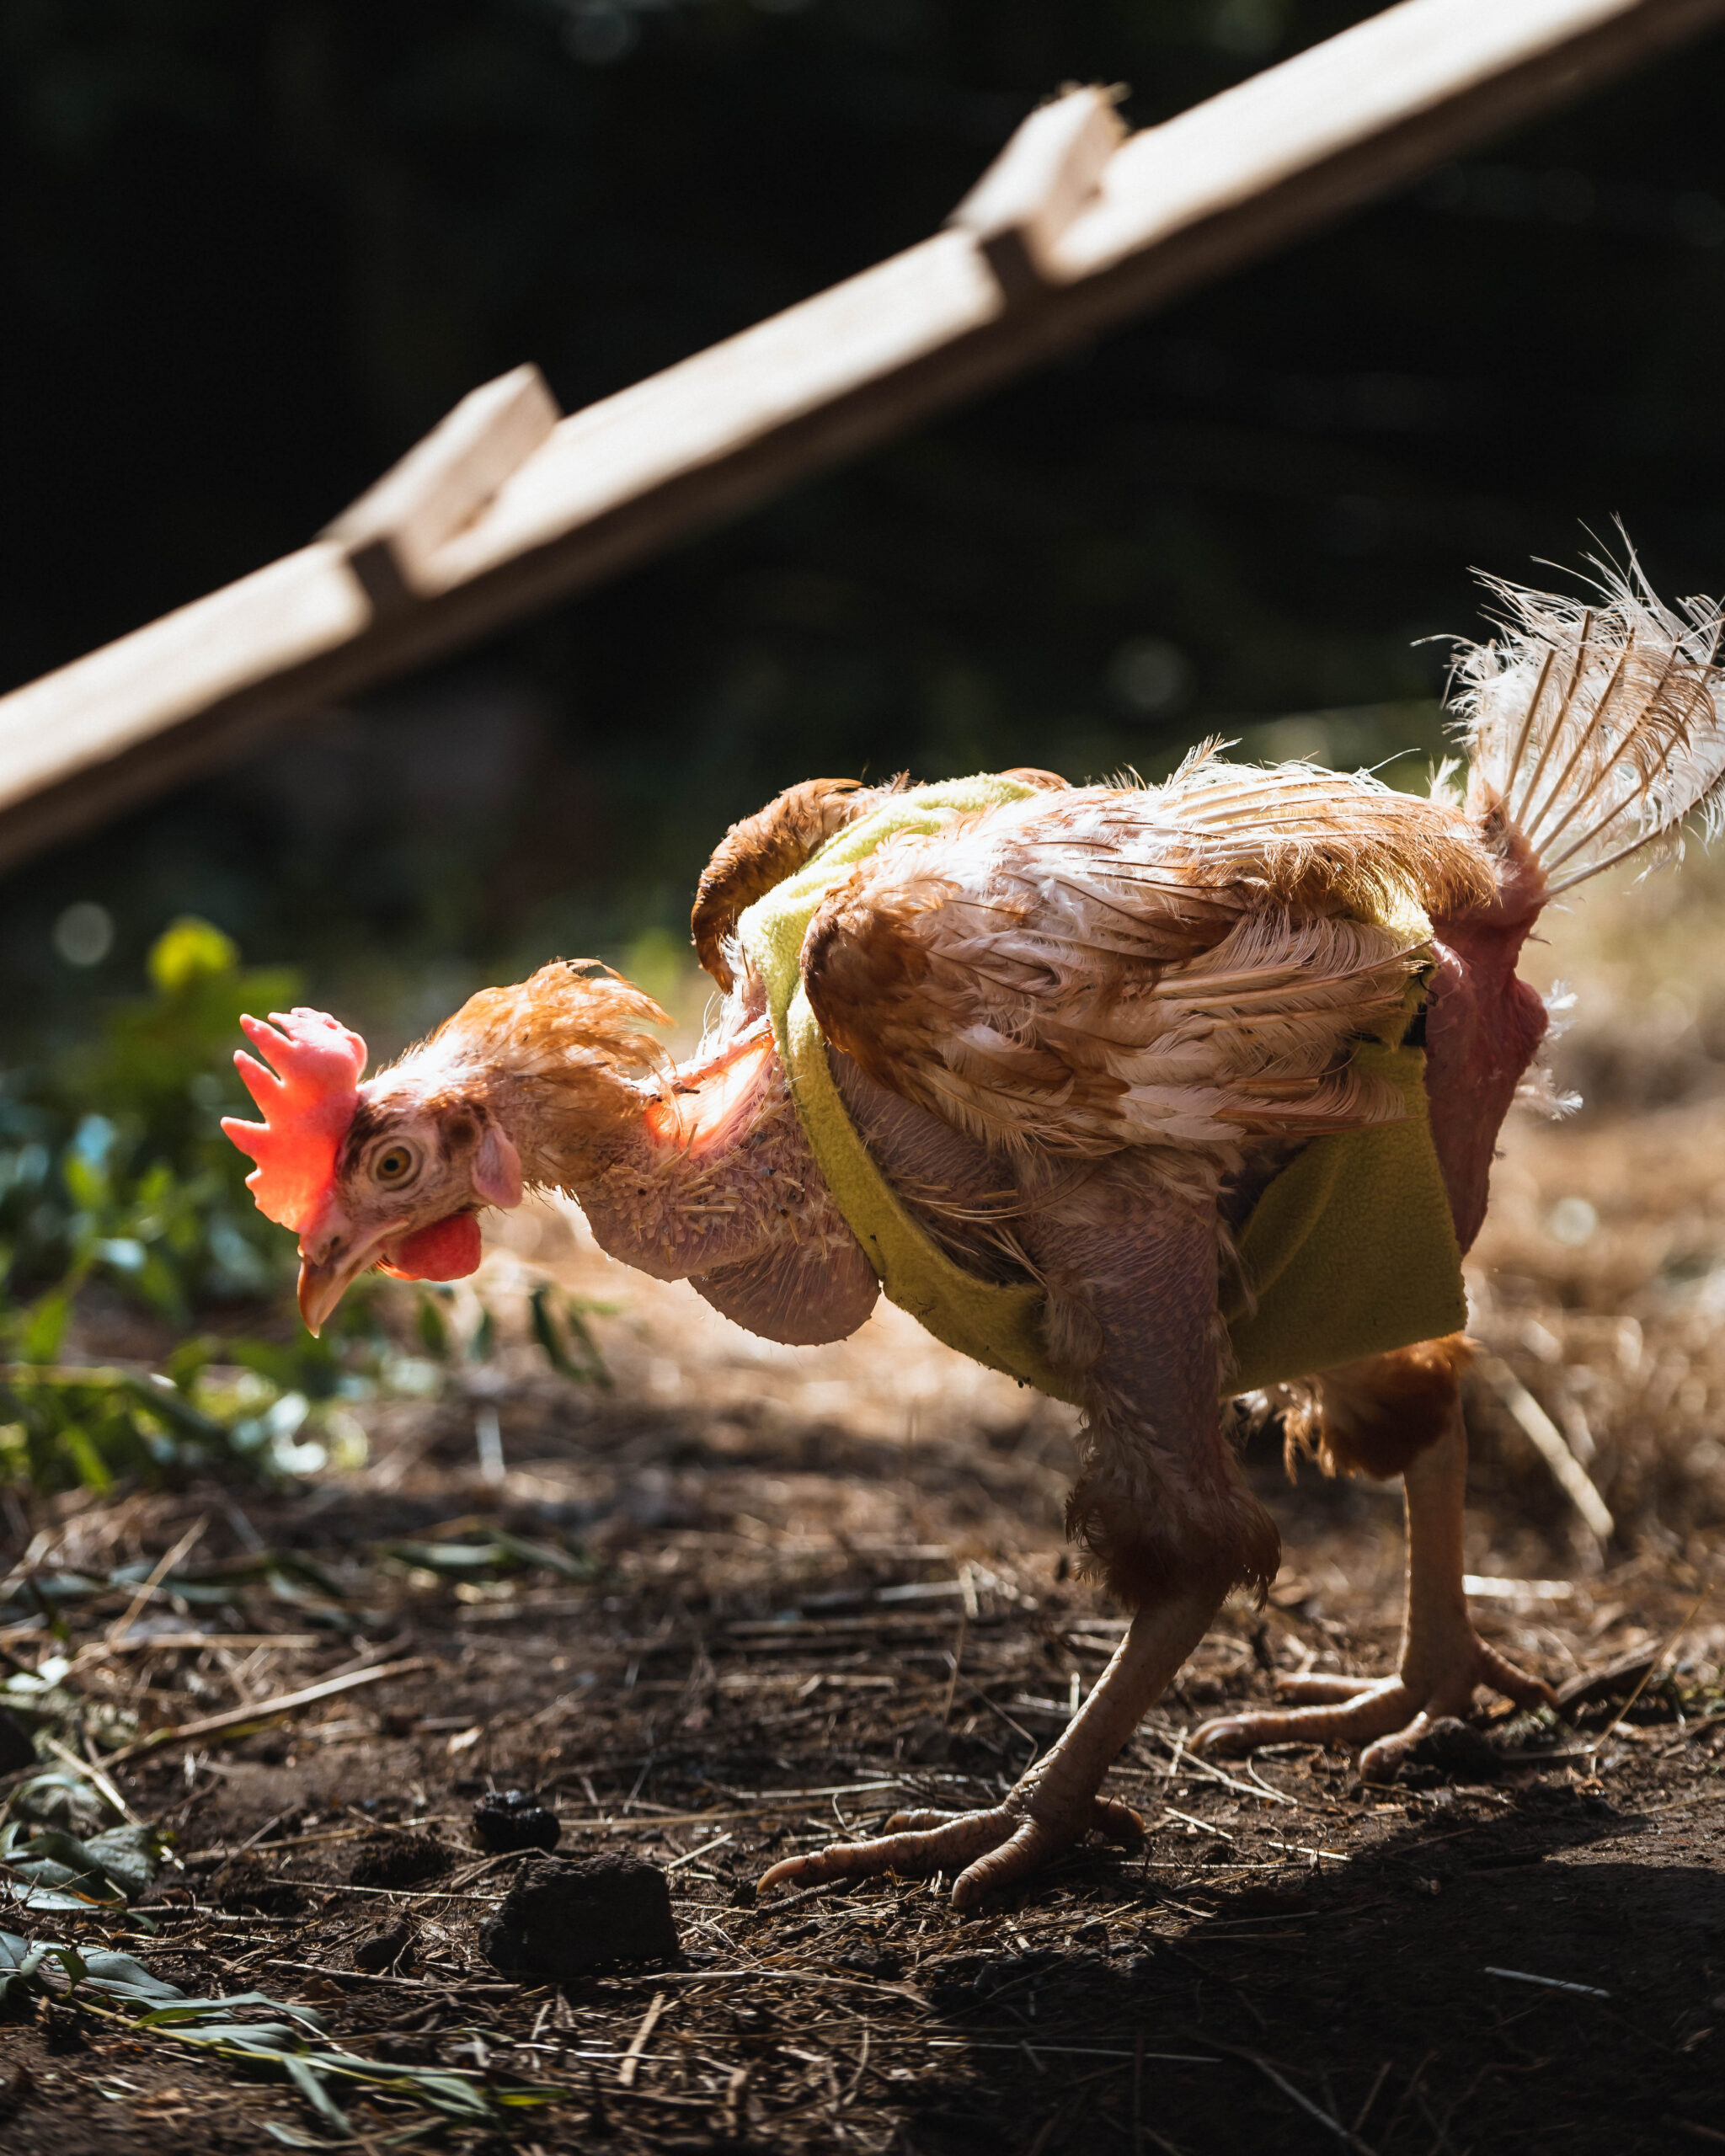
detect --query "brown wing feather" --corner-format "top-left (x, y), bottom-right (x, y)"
top-left (804, 761), bottom-right (1493, 1164)
top-left (692, 769), bottom-right (1071, 991)
top-left (692, 777), bottom-right (881, 991)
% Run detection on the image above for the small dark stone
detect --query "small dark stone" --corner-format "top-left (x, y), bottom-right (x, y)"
top-left (350, 1832), bottom-right (455, 1889)
top-left (353, 1920), bottom-right (416, 1973)
top-left (472, 1788), bottom-right (561, 1854)
top-left (1404, 1717), bottom-right (1503, 1782)
top-left (479, 1853), bottom-right (679, 1980)
top-left (0, 1710), bottom-right (35, 1777)
top-left (1071, 1918), bottom-right (1109, 1949)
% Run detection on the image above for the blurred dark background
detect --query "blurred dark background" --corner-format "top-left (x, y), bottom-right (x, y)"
top-left (5, 0), bottom-right (1725, 1048)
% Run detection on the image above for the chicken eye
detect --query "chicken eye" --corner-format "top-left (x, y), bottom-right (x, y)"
top-left (374, 1145), bottom-right (416, 1185)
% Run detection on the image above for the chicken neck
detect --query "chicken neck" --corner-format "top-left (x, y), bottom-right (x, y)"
top-left (468, 1020), bottom-right (879, 1332)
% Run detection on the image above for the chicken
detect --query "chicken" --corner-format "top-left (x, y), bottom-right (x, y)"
top-left (223, 556), bottom-right (1725, 1909)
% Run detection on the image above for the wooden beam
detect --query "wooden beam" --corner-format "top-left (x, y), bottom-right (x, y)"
top-left (948, 84), bottom-right (1128, 295)
top-left (322, 362), bottom-right (561, 612)
top-left (1, 0), bottom-right (1720, 873)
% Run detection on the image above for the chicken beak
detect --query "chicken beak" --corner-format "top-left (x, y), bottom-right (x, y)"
top-left (296, 1252), bottom-right (359, 1337)
top-left (295, 1201), bottom-right (406, 1337)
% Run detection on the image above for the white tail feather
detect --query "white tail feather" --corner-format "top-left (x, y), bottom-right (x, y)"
top-left (1453, 544), bottom-right (1725, 896)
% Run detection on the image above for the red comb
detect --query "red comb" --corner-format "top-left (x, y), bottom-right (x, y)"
top-left (221, 1008), bottom-right (368, 1232)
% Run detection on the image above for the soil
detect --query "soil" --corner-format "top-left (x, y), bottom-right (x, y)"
top-left (2, 1334), bottom-right (1721, 2156)
top-left (5, 870), bottom-right (1725, 2153)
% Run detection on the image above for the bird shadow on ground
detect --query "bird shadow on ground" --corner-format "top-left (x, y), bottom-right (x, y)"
top-left (892, 1796), bottom-right (1725, 2156)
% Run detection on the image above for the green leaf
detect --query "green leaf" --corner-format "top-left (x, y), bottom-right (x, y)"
top-left (382, 1539), bottom-right (502, 1574)
top-left (81, 1822), bottom-right (166, 1901)
top-left (2, 1818), bottom-right (163, 1905)
top-left (0, 1924), bottom-right (552, 2137)
top-left (19, 1291), bottom-right (69, 1366)
top-left (74, 1948), bottom-right (183, 2001)
top-left (123, 1372), bottom-right (227, 1442)
top-left (490, 1529), bottom-right (594, 1582)
top-left (528, 1283), bottom-right (611, 1386)
top-left (140, 1992), bottom-right (322, 2028)
top-left (8, 1769), bottom-right (115, 1833)
top-left (147, 918), bottom-right (239, 995)
top-left (56, 1422), bottom-right (114, 1492)
top-left (164, 1334), bottom-right (218, 1393)
top-left (2, 1880), bottom-right (117, 1912)
top-left (281, 2052), bottom-right (351, 2133)
top-left (414, 1294), bottom-right (448, 1360)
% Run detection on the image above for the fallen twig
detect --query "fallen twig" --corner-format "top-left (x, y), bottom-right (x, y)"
top-left (665, 1832), bottom-right (734, 1872)
top-left (1477, 1356), bottom-right (1615, 1543)
top-left (1589, 1591), bottom-right (1706, 1750)
top-left (617, 1988), bottom-right (667, 2087)
top-left (104, 1517), bottom-right (210, 1646)
top-left (1483, 1965), bottom-right (1610, 1999)
top-left (1203, 2039), bottom-right (1381, 2153)
top-left (103, 1656), bottom-right (430, 1764)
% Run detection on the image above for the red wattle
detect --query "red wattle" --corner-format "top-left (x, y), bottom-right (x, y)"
top-left (377, 1214), bottom-right (483, 1282)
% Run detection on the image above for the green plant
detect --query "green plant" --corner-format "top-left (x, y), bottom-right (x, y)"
top-left (0, 920), bottom-right (402, 1489)
top-left (0, 919), bottom-right (610, 1494)
top-left (2, 917), bottom-right (299, 1323)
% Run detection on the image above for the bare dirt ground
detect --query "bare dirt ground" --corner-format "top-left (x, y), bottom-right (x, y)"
top-left (6, 864), bottom-right (1725, 2155)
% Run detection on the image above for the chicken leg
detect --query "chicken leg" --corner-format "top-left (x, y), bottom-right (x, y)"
top-left (1190, 1398), bottom-right (1552, 1776)
top-left (758, 1591), bottom-right (1219, 1910)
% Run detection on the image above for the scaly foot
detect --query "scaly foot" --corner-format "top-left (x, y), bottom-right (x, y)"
top-left (758, 1791), bottom-right (1144, 1912)
top-left (1189, 1631), bottom-right (1553, 1780)
top-left (761, 1593), bottom-right (1220, 1908)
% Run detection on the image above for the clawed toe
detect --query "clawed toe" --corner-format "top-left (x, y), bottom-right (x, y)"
top-left (756, 1793), bottom-right (1145, 1908)
top-left (1477, 1641), bottom-right (1557, 1715)
top-left (1191, 1677), bottom-right (1413, 1758)
top-left (757, 1808), bottom-right (1012, 1900)
top-left (1189, 1632), bottom-right (1553, 1777)
top-left (1276, 1673), bottom-right (1381, 1703)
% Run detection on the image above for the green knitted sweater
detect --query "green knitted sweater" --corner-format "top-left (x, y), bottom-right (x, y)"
top-left (736, 775), bottom-right (1465, 1405)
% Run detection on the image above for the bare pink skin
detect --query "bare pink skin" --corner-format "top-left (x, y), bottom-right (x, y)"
top-left (1423, 834), bottom-right (1551, 1257)
top-left (579, 1027), bottom-right (879, 1341)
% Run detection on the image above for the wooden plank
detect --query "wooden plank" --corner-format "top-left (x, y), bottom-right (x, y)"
top-left (1050, 0), bottom-right (1724, 287)
top-left (323, 362), bottom-right (560, 611)
top-left (0, 0), bottom-right (1720, 873)
top-left (948, 85), bottom-right (1127, 295)
top-left (0, 545), bottom-right (367, 857)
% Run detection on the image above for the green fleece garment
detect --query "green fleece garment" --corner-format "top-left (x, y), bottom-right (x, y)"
top-left (736, 776), bottom-right (1466, 1406)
